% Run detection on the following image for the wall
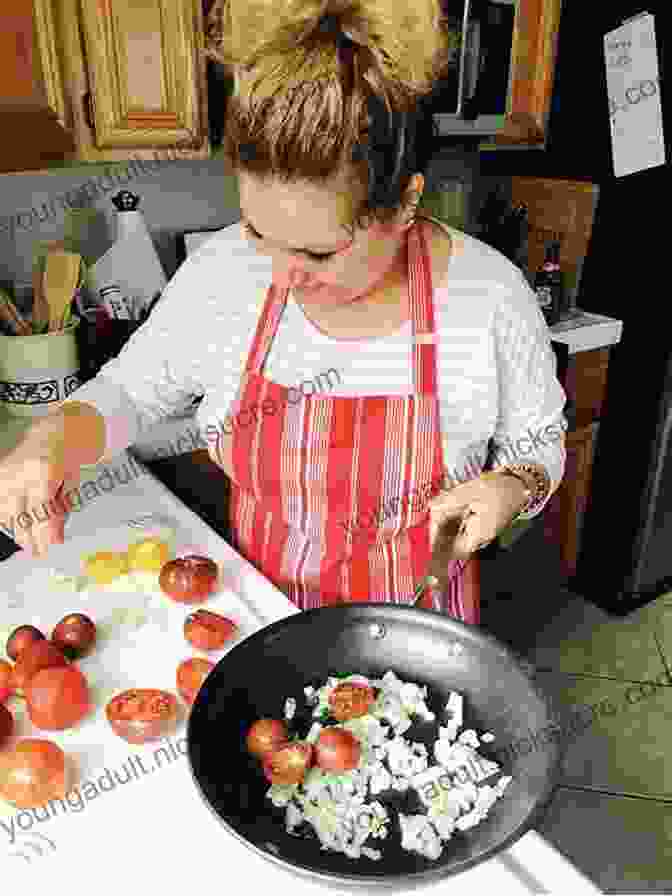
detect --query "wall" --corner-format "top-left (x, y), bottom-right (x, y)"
top-left (0, 147), bottom-right (499, 314)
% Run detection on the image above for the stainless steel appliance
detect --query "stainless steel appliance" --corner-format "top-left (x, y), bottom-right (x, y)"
top-left (431, 0), bottom-right (517, 137)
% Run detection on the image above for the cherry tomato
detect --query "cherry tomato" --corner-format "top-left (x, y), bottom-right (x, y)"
top-left (184, 610), bottom-right (237, 651)
top-left (176, 658), bottom-right (214, 706)
top-left (0, 739), bottom-right (71, 808)
top-left (314, 728), bottom-right (361, 773)
top-left (262, 742), bottom-right (313, 786)
top-left (25, 666), bottom-right (91, 731)
top-left (0, 659), bottom-right (14, 703)
top-left (6, 625), bottom-right (45, 661)
top-left (51, 613), bottom-right (97, 660)
top-left (106, 689), bottom-right (179, 745)
top-left (159, 556), bottom-right (219, 603)
top-left (12, 641), bottom-right (68, 691)
top-left (84, 551), bottom-right (128, 585)
top-left (246, 719), bottom-right (289, 759)
top-left (328, 682), bottom-right (376, 721)
top-left (0, 704), bottom-right (13, 746)
top-left (127, 537), bottom-right (171, 573)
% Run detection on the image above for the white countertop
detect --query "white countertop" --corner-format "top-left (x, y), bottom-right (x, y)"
top-left (549, 309), bottom-right (623, 354)
top-left (0, 449), bottom-right (602, 893)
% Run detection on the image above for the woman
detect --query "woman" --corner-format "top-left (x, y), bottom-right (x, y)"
top-left (0, 1), bottom-right (566, 624)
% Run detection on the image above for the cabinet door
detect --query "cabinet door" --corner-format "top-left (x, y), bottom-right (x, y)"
top-left (543, 422), bottom-right (598, 577)
top-left (0, 1), bottom-right (74, 172)
top-left (484, 0), bottom-right (564, 147)
top-left (61, 0), bottom-right (209, 161)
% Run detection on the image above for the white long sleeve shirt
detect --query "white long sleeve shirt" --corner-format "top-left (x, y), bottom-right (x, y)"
top-left (65, 215), bottom-right (567, 520)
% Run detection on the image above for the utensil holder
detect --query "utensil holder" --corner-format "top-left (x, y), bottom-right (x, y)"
top-left (0, 320), bottom-right (82, 418)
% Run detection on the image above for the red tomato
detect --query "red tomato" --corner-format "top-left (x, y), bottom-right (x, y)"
top-left (314, 728), bottom-right (361, 772)
top-left (0, 739), bottom-right (71, 808)
top-left (328, 683), bottom-right (375, 721)
top-left (246, 719), bottom-right (289, 759)
top-left (0, 704), bottom-right (13, 746)
top-left (106, 689), bottom-right (179, 745)
top-left (159, 556), bottom-right (219, 603)
top-left (12, 641), bottom-right (69, 691)
top-left (51, 613), bottom-right (96, 660)
top-left (0, 659), bottom-right (14, 703)
top-left (263, 742), bottom-right (313, 785)
top-left (184, 610), bottom-right (237, 651)
top-left (176, 658), bottom-right (214, 706)
top-left (6, 625), bottom-right (45, 662)
top-left (25, 666), bottom-right (91, 731)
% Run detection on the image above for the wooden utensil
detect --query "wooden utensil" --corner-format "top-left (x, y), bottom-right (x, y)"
top-left (43, 250), bottom-right (82, 332)
top-left (31, 265), bottom-right (51, 334)
top-left (0, 287), bottom-right (32, 336)
top-left (413, 514), bottom-right (466, 605)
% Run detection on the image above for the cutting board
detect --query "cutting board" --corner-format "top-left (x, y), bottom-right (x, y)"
top-left (0, 520), bottom-right (266, 798)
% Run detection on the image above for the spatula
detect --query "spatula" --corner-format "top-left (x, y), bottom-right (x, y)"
top-left (43, 250), bottom-right (82, 332)
top-left (31, 263), bottom-right (51, 334)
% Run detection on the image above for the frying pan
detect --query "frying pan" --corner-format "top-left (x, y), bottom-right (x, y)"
top-left (187, 604), bottom-right (564, 887)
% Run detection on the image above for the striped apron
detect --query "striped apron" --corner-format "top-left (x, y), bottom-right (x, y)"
top-left (212, 220), bottom-right (479, 624)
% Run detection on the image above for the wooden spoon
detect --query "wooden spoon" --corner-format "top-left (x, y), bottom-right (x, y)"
top-left (43, 250), bottom-right (81, 332)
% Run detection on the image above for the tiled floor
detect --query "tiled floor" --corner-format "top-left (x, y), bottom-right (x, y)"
top-left (480, 521), bottom-right (672, 894)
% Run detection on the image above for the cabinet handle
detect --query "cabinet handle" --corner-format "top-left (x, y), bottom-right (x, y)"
top-left (82, 92), bottom-right (95, 131)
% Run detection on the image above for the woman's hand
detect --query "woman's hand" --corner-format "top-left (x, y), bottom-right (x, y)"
top-left (0, 414), bottom-right (70, 557)
top-left (427, 472), bottom-right (529, 563)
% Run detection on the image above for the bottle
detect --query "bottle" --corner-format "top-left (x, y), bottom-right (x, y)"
top-left (534, 240), bottom-right (563, 326)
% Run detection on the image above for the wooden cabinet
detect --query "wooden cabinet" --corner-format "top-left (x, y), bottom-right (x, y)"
top-left (543, 347), bottom-right (611, 576)
top-left (0, 0), bottom-right (75, 172)
top-left (481, 0), bottom-right (564, 149)
top-left (62, 0), bottom-right (210, 162)
top-left (1, 0), bottom-right (210, 173)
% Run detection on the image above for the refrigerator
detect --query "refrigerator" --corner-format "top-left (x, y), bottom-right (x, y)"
top-left (547, 1), bottom-right (669, 614)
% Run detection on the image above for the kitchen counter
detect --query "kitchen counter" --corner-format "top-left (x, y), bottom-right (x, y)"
top-left (0, 447), bottom-right (602, 893)
top-left (549, 310), bottom-right (623, 355)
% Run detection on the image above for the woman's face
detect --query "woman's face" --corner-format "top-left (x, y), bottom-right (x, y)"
top-left (238, 170), bottom-right (424, 307)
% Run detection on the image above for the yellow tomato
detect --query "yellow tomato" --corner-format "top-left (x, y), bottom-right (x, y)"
top-left (126, 538), bottom-right (171, 573)
top-left (84, 551), bottom-right (129, 585)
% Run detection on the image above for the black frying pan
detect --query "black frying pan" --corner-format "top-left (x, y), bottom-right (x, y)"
top-left (187, 604), bottom-right (564, 887)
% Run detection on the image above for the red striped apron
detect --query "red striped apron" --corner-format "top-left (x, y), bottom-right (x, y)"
top-left (212, 220), bottom-right (479, 624)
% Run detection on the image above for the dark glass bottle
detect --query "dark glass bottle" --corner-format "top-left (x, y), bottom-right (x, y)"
top-left (534, 240), bottom-right (563, 325)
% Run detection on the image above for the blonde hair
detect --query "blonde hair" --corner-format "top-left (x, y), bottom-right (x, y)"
top-left (205, 1), bottom-right (453, 238)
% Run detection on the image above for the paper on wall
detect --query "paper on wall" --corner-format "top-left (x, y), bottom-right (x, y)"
top-left (604, 11), bottom-right (666, 177)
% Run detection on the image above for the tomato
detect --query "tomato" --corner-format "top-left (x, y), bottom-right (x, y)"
top-left (25, 666), bottom-right (91, 731)
top-left (176, 658), bottom-right (214, 706)
top-left (262, 742), bottom-right (313, 786)
top-left (0, 659), bottom-right (14, 703)
top-left (328, 682), bottom-right (375, 721)
top-left (127, 537), bottom-right (171, 573)
top-left (12, 641), bottom-right (68, 691)
top-left (314, 728), bottom-right (361, 773)
top-left (84, 551), bottom-right (129, 585)
top-left (159, 556), bottom-right (219, 603)
top-left (246, 719), bottom-right (289, 759)
top-left (106, 689), bottom-right (179, 745)
top-left (0, 739), bottom-right (71, 809)
top-left (0, 704), bottom-right (13, 746)
top-left (51, 613), bottom-right (96, 660)
top-left (184, 610), bottom-right (237, 651)
top-left (6, 625), bottom-right (45, 661)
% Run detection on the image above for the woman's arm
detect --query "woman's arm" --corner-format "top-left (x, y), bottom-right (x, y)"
top-left (488, 278), bottom-right (568, 520)
top-left (60, 230), bottom-right (251, 466)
